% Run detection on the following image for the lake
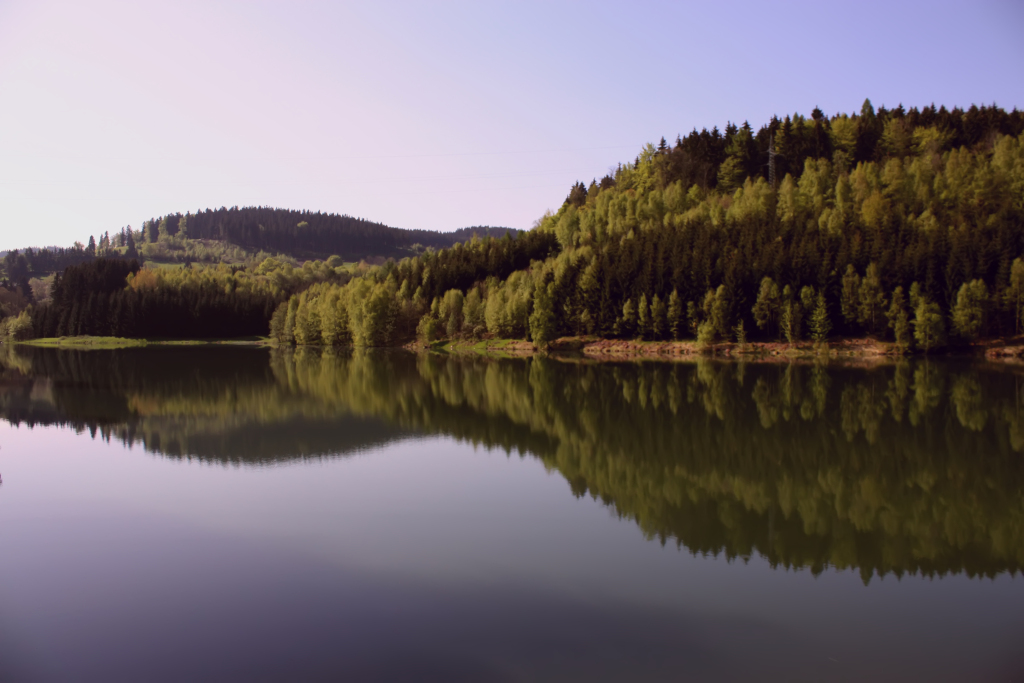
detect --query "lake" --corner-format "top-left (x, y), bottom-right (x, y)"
top-left (0, 345), bottom-right (1022, 681)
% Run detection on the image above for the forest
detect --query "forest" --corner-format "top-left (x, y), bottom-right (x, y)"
top-left (4, 99), bottom-right (1024, 349)
top-left (271, 100), bottom-right (1024, 351)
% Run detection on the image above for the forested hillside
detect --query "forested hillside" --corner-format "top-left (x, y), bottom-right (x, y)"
top-left (273, 100), bottom-right (1024, 351)
top-left (1, 208), bottom-right (516, 289)
top-left (134, 207), bottom-right (517, 261)
top-left (26, 256), bottom-right (348, 340)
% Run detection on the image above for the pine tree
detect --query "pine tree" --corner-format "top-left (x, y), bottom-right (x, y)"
top-left (781, 285), bottom-right (802, 343)
top-left (637, 293), bottom-right (650, 340)
top-left (650, 294), bottom-right (667, 340)
top-left (858, 263), bottom-right (886, 334)
top-left (810, 292), bottom-right (831, 343)
top-left (667, 290), bottom-right (683, 340)
top-left (887, 286), bottom-right (912, 352)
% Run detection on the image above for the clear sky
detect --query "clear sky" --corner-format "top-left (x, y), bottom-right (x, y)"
top-left (1, 0), bottom-right (1022, 250)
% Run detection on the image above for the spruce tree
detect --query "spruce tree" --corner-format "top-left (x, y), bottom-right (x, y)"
top-left (810, 292), bottom-right (831, 343)
top-left (637, 293), bottom-right (650, 340)
top-left (667, 290), bottom-right (683, 340)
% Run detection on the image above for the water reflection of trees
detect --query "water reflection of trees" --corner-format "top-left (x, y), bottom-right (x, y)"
top-left (2, 345), bottom-right (1023, 580)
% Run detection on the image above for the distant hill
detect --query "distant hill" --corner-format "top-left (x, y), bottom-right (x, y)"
top-left (140, 207), bottom-right (517, 261)
top-left (1, 207), bottom-right (518, 280)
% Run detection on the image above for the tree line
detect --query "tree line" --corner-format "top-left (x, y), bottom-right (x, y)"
top-left (274, 100), bottom-right (1024, 351)
top-left (137, 207), bottom-right (517, 261)
top-left (28, 257), bottom-right (349, 339)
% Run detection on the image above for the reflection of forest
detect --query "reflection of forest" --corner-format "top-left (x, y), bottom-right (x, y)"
top-left (2, 344), bottom-right (1023, 580)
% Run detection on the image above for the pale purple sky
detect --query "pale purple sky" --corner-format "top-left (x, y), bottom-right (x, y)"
top-left (1, 0), bottom-right (1022, 249)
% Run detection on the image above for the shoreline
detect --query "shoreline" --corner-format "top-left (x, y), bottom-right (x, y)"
top-left (11, 335), bottom-right (1024, 364)
top-left (417, 336), bottom-right (1024, 364)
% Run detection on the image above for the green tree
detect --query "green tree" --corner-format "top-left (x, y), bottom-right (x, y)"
top-left (667, 290), bottom-right (683, 340)
top-left (912, 291), bottom-right (946, 352)
top-left (781, 285), bottom-right (802, 343)
top-left (530, 283), bottom-right (556, 348)
top-left (887, 286), bottom-right (912, 352)
top-left (703, 285), bottom-right (731, 340)
top-left (716, 157), bottom-right (745, 194)
top-left (637, 293), bottom-right (651, 340)
top-left (810, 291), bottom-right (831, 342)
top-left (619, 298), bottom-right (637, 338)
top-left (650, 293), bottom-right (667, 340)
top-left (752, 277), bottom-right (781, 338)
top-left (951, 280), bottom-right (988, 341)
top-left (858, 263), bottom-right (886, 334)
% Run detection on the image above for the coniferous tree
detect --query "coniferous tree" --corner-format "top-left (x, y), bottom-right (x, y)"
top-left (887, 286), bottom-right (912, 352)
top-left (810, 292), bottom-right (831, 342)
top-left (667, 290), bottom-right (683, 340)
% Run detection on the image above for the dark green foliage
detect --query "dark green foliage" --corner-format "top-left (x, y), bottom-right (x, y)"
top-left (141, 207), bottom-right (518, 261)
top-left (30, 259), bottom-right (277, 339)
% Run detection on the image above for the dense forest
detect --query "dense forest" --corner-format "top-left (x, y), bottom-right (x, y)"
top-left (133, 207), bottom-right (517, 261)
top-left (0, 208), bottom-right (517, 283)
top-left (1, 208), bottom-right (516, 340)
top-left (4, 100), bottom-right (1024, 349)
top-left (25, 257), bottom-right (351, 340)
top-left (271, 100), bottom-right (1024, 351)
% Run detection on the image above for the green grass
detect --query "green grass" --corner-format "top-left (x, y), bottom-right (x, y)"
top-left (20, 336), bottom-right (149, 349)
top-left (18, 335), bottom-right (271, 349)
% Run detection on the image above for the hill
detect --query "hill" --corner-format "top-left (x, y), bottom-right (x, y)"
top-left (2, 208), bottom-right (517, 280)
top-left (270, 99), bottom-right (1024, 352)
top-left (135, 207), bottom-right (517, 262)
top-left (10, 99), bottom-right (1024, 349)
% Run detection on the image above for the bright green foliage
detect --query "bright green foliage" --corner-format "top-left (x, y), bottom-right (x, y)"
top-left (417, 314), bottom-right (439, 343)
top-left (810, 292), bottom-right (831, 342)
top-left (734, 319), bottom-right (747, 345)
top-left (463, 288), bottom-right (485, 335)
top-left (781, 285), bottom-right (802, 343)
top-left (258, 103), bottom-right (1024, 352)
top-left (439, 289), bottom-right (465, 338)
top-left (0, 310), bottom-right (32, 340)
top-left (912, 289), bottom-right (946, 351)
top-left (529, 283), bottom-right (556, 347)
top-left (717, 157), bottom-right (745, 194)
top-left (701, 285), bottom-right (731, 341)
top-left (951, 280), bottom-right (988, 341)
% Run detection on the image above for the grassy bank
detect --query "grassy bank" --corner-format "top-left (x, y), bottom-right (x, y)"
top-left (16, 336), bottom-right (271, 349)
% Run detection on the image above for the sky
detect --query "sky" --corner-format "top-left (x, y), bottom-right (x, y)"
top-left (0, 0), bottom-right (1022, 250)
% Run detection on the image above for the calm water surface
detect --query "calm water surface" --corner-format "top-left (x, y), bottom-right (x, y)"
top-left (0, 346), bottom-right (1022, 681)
